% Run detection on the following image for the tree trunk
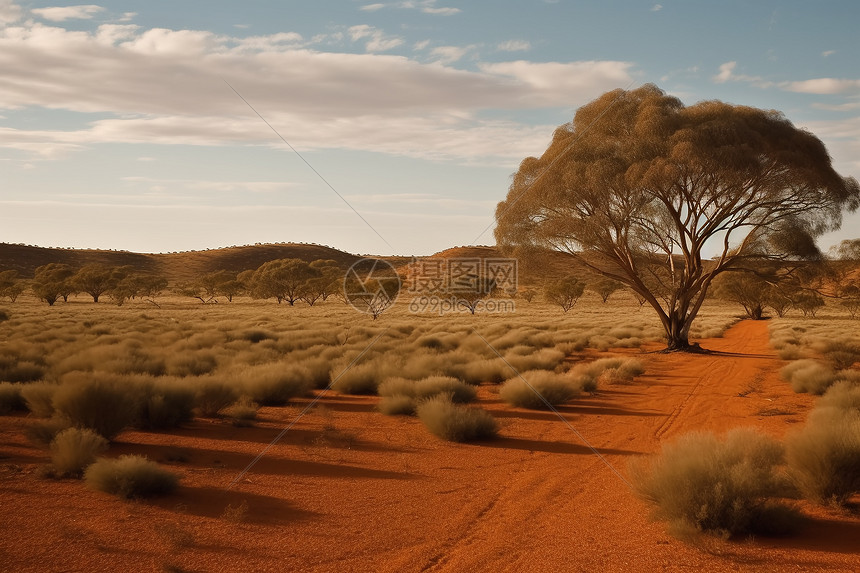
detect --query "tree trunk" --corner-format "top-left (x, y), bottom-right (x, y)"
top-left (663, 312), bottom-right (696, 351)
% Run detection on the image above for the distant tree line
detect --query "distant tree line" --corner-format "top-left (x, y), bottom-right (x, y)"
top-left (175, 258), bottom-right (343, 306)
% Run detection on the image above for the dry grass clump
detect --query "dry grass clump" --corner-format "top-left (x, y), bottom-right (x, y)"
top-left (630, 428), bottom-right (799, 538)
top-left (0, 382), bottom-right (25, 414)
top-left (193, 378), bottom-right (238, 417)
top-left (239, 363), bottom-right (313, 405)
top-left (780, 359), bottom-right (838, 394)
top-left (225, 396), bottom-right (259, 427)
top-left (499, 370), bottom-right (580, 409)
top-left (503, 347), bottom-right (566, 372)
top-left (85, 455), bottom-right (179, 499)
top-left (817, 380), bottom-right (860, 412)
top-left (378, 394), bottom-right (417, 416)
top-left (165, 351), bottom-right (218, 377)
top-left (49, 427), bottom-right (108, 478)
top-left (330, 359), bottom-right (387, 395)
top-left (377, 376), bottom-right (476, 416)
top-left (51, 375), bottom-right (140, 440)
top-left (414, 376), bottom-right (477, 403)
top-left (136, 379), bottom-right (195, 430)
top-left (786, 383), bottom-right (860, 506)
top-left (416, 394), bottom-right (498, 442)
top-left (453, 357), bottom-right (511, 385)
top-left (818, 340), bottom-right (860, 370)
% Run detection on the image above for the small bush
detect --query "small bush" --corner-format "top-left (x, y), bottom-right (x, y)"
top-left (780, 359), bottom-right (838, 394)
top-left (138, 382), bottom-right (195, 430)
top-left (818, 380), bottom-right (860, 412)
top-left (786, 408), bottom-right (860, 506)
top-left (630, 428), bottom-right (799, 538)
top-left (20, 382), bottom-right (59, 417)
top-left (416, 395), bottom-right (498, 442)
top-left (414, 376), bottom-right (477, 403)
top-left (0, 382), bottom-right (25, 415)
top-left (194, 378), bottom-right (238, 417)
top-left (240, 363), bottom-right (312, 405)
top-left (378, 394), bottom-right (417, 416)
top-left (85, 455), bottom-right (179, 499)
top-left (330, 361), bottom-right (384, 395)
top-left (225, 396), bottom-right (259, 427)
top-left (52, 377), bottom-right (140, 440)
top-left (499, 370), bottom-right (580, 409)
top-left (49, 428), bottom-right (108, 478)
top-left (820, 341), bottom-right (860, 371)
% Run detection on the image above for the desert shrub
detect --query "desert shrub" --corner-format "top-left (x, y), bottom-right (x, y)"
top-left (818, 380), bottom-right (860, 412)
top-left (0, 357), bottom-right (45, 383)
top-left (0, 382), bottom-right (25, 414)
top-left (240, 363), bottom-right (312, 405)
top-left (377, 377), bottom-right (416, 398)
top-left (52, 377), bottom-right (140, 440)
top-left (415, 334), bottom-right (459, 352)
top-left (85, 455), bottom-right (179, 499)
top-left (378, 394), bottom-right (417, 416)
top-left (819, 341), bottom-right (860, 371)
top-left (499, 370), bottom-right (580, 409)
top-left (26, 417), bottom-right (72, 446)
top-left (585, 358), bottom-right (645, 386)
top-left (194, 378), bottom-right (238, 417)
top-left (416, 395), bottom-right (498, 442)
top-left (137, 381), bottom-right (195, 430)
top-left (503, 348), bottom-right (566, 372)
top-left (451, 358), bottom-right (510, 385)
top-left (225, 396), bottom-right (259, 427)
top-left (21, 382), bottom-right (60, 417)
top-left (49, 428), bottom-right (108, 478)
top-left (165, 352), bottom-right (218, 377)
top-left (786, 408), bottom-right (860, 505)
top-left (414, 376), bottom-right (477, 403)
top-left (300, 357), bottom-right (333, 389)
top-left (630, 428), bottom-right (798, 538)
top-left (330, 361), bottom-right (385, 395)
top-left (780, 359), bottom-right (838, 394)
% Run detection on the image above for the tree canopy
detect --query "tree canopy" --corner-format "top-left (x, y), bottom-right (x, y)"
top-left (495, 84), bottom-right (860, 350)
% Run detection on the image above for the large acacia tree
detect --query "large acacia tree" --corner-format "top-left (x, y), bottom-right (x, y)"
top-left (495, 84), bottom-right (859, 350)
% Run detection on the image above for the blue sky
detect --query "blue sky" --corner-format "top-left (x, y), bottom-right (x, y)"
top-left (1, 0), bottom-right (858, 256)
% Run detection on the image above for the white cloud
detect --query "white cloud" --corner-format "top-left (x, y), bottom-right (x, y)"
top-left (360, 3), bottom-right (386, 11)
top-left (0, 20), bottom-right (635, 162)
top-left (398, 1), bottom-right (460, 15)
top-left (31, 4), bottom-right (104, 22)
top-left (480, 60), bottom-right (634, 106)
top-left (782, 78), bottom-right (860, 95)
top-left (821, 50), bottom-right (836, 57)
top-left (497, 40), bottom-right (530, 52)
top-left (413, 39), bottom-right (430, 50)
top-left (651, 4), bottom-right (663, 11)
top-left (429, 45), bottom-right (473, 64)
top-left (0, 0), bottom-right (22, 24)
top-left (713, 61), bottom-right (736, 83)
top-left (348, 24), bottom-right (403, 52)
top-left (711, 61), bottom-right (772, 87)
top-left (118, 12), bottom-right (136, 23)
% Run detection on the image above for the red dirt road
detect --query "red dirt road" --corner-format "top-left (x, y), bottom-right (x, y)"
top-left (1, 320), bottom-right (858, 572)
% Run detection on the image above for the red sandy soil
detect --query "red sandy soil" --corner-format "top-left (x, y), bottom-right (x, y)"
top-left (1, 320), bottom-right (858, 572)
